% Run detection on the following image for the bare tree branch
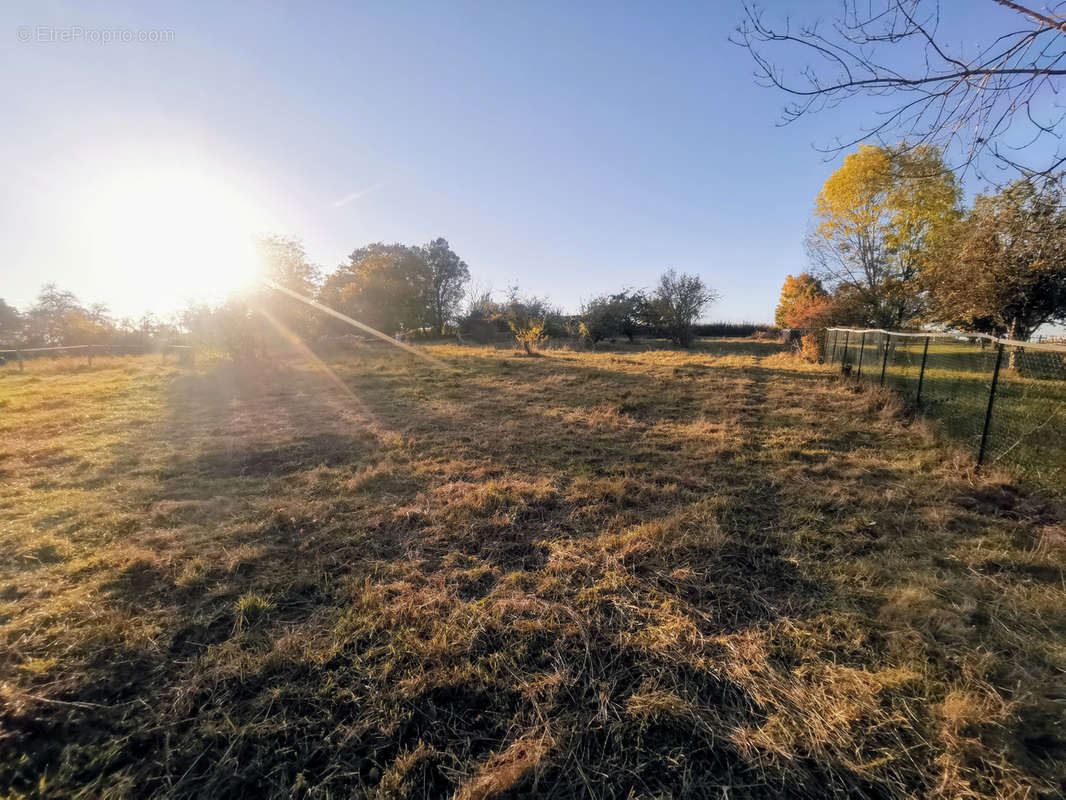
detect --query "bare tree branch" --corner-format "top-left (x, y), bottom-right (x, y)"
top-left (733, 1), bottom-right (1066, 183)
top-left (994, 0), bottom-right (1066, 35)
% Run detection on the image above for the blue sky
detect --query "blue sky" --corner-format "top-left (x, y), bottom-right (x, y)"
top-left (0, 0), bottom-right (1037, 323)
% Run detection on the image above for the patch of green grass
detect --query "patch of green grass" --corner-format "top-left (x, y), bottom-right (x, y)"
top-left (1, 342), bottom-right (1064, 798)
top-left (840, 335), bottom-right (1066, 487)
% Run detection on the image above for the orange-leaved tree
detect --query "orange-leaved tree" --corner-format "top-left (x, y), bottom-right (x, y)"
top-left (775, 272), bottom-right (831, 328)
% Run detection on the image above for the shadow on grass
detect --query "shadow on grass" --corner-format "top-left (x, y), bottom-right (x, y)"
top-left (3, 348), bottom-right (1064, 798)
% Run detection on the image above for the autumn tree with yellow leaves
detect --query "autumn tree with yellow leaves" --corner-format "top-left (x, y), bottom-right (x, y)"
top-left (807, 143), bottom-right (959, 328)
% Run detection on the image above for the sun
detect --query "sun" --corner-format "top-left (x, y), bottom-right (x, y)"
top-left (82, 165), bottom-right (268, 308)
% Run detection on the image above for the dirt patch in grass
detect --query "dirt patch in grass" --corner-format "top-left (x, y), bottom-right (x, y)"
top-left (1, 342), bottom-right (1064, 798)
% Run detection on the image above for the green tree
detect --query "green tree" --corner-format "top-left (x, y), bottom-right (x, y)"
top-left (581, 290), bottom-right (646, 342)
top-left (807, 144), bottom-right (959, 328)
top-left (647, 270), bottom-right (718, 347)
top-left (180, 298), bottom-right (265, 359)
top-left (27, 284), bottom-right (83, 345)
top-left (319, 243), bottom-right (430, 334)
top-left (924, 180), bottom-right (1066, 343)
top-left (86, 302), bottom-right (111, 326)
top-left (0, 299), bottom-right (22, 345)
top-left (256, 235), bottom-right (322, 338)
top-left (422, 238), bottom-right (470, 335)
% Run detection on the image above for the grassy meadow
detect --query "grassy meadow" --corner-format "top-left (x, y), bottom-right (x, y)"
top-left (1, 341), bottom-right (1065, 799)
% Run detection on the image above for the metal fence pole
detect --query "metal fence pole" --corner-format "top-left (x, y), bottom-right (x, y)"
top-left (977, 343), bottom-right (1005, 467)
top-left (841, 330), bottom-right (850, 374)
top-left (915, 336), bottom-right (931, 407)
top-left (856, 331), bottom-right (867, 378)
top-left (821, 329), bottom-right (828, 363)
top-left (879, 334), bottom-right (890, 386)
top-left (17, 349), bottom-right (23, 371)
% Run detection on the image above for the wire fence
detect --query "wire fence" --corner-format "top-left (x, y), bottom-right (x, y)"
top-left (0, 343), bottom-right (195, 370)
top-left (824, 327), bottom-right (1066, 487)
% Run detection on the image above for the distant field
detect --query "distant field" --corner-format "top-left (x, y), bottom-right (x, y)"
top-left (1, 342), bottom-right (1065, 799)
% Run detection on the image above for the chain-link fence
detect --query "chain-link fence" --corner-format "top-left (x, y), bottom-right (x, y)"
top-left (824, 327), bottom-right (1066, 487)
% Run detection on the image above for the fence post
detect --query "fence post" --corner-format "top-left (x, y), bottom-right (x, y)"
top-left (915, 336), bottom-right (931, 407)
top-left (820, 329), bottom-right (828, 363)
top-left (879, 334), bottom-right (890, 386)
top-left (86, 345), bottom-right (92, 365)
top-left (856, 332), bottom-right (867, 378)
top-left (841, 330), bottom-right (850, 374)
top-left (17, 350), bottom-right (23, 371)
top-left (977, 343), bottom-right (1005, 467)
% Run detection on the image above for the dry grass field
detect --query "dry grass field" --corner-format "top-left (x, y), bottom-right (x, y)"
top-left (1, 340), bottom-right (1065, 799)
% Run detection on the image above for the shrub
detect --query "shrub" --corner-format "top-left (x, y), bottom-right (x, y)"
top-left (459, 290), bottom-right (510, 343)
top-left (800, 332), bottom-right (822, 361)
top-left (510, 319), bottom-right (547, 355)
top-left (567, 320), bottom-right (593, 349)
top-left (504, 286), bottom-right (567, 352)
top-left (182, 298), bottom-right (267, 360)
top-left (581, 291), bottom-right (646, 342)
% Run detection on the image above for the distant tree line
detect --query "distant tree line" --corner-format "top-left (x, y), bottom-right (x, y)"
top-left (0, 284), bottom-right (181, 350)
top-left (458, 270), bottom-right (719, 351)
top-left (2, 235), bottom-right (725, 358)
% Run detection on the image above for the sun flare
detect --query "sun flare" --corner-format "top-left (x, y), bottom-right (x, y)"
top-left (82, 166), bottom-right (267, 307)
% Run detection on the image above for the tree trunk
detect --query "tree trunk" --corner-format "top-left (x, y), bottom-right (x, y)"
top-left (1007, 319), bottom-right (1021, 370)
